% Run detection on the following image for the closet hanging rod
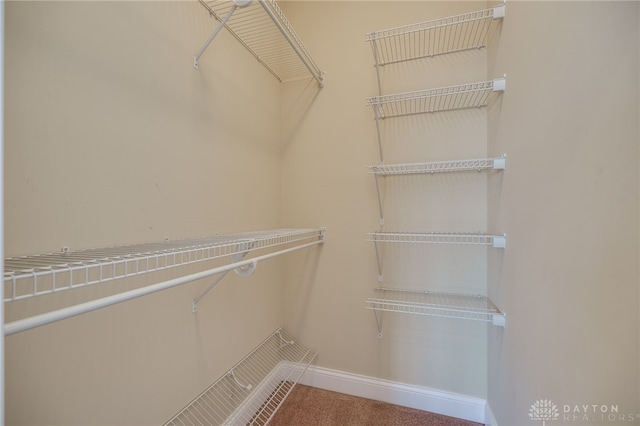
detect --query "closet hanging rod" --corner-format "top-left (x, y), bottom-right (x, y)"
top-left (196, 0), bottom-right (324, 87)
top-left (4, 237), bottom-right (324, 336)
top-left (4, 228), bottom-right (323, 303)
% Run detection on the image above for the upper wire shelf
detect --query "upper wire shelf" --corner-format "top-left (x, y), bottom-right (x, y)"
top-left (367, 78), bottom-right (505, 119)
top-left (369, 156), bottom-right (506, 176)
top-left (366, 288), bottom-right (505, 329)
top-left (197, 0), bottom-right (324, 86)
top-left (366, 4), bottom-right (505, 67)
top-left (4, 228), bottom-right (325, 303)
top-left (165, 327), bottom-right (317, 426)
top-left (368, 231), bottom-right (506, 248)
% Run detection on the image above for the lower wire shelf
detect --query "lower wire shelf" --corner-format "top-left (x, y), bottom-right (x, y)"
top-left (165, 328), bottom-right (317, 426)
top-left (366, 288), bottom-right (506, 332)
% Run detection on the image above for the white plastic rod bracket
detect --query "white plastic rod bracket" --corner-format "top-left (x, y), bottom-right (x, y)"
top-left (276, 329), bottom-right (295, 348)
top-left (492, 76), bottom-right (506, 92)
top-left (492, 154), bottom-right (507, 170)
top-left (493, 313), bottom-right (506, 327)
top-left (492, 3), bottom-right (506, 20)
top-left (492, 234), bottom-right (507, 249)
top-left (228, 369), bottom-right (252, 391)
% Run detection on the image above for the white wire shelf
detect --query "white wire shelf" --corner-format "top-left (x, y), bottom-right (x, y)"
top-left (366, 288), bottom-right (506, 334)
top-left (369, 156), bottom-right (506, 225)
top-left (369, 231), bottom-right (505, 282)
top-left (165, 327), bottom-right (317, 426)
top-left (368, 231), bottom-right (506, 248)
top-left (196, 0), bottom-right (324, 86)
top-left (4, 228), bottom-right (325, 303)
top-left (369, 156), bottom-right (506, 176)
top-left (367, 78), bottom-right (505, 119)
top-left (366, 4), bottom-right (505, 67)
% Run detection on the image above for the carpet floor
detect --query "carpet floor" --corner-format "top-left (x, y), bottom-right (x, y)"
top-left (268, 385), bottom-right (484, 426)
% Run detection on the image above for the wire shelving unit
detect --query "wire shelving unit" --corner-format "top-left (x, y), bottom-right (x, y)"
top-left (4, 228), bottom-right (325, 336)
top-left (368, 231), bottom-right (506, 282)
top-left (367, 78), bottom-right (506, 120)
top-left (366, 288), bottom-right (505, 337)
top-left (368, 231), bottom-right (506, 247)
top-left (363, 5), bottom-right (507, 336)
top-left (366, 4), bottom-right (505, 67)
top-left (165, 327), bottom-right (317, 426)
top-left (195, 0), bottom-right (324, 87)
top-left (368, 156), bottom-right (506, 176)
top-left (4, 228), bottom-right (324, 303)
top-left (369, 156), bottom-right (506, 225)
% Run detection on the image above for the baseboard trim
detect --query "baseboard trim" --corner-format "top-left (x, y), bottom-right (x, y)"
top-left (485, 402), bottom-right (499, 426)
top-left (298, 365), bottom-right (486, 424)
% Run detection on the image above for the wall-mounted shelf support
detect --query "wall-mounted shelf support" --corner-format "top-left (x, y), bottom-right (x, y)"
top-left (165, 327), bottom-right (316, 426)
top-left (195, 0), bottom-right (324, 87)
top-left (367, 288), bottom-right (506, 337)
top-left (192, 241), bottom-right (256, 313)
top-left (370, 156), bottom-right (507, 224)
top-left (194, 0), bottom-right (251, 70)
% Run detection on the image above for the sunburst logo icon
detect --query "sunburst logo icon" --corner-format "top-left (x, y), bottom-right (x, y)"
top-left (529, 399), bottom-right (560, 426)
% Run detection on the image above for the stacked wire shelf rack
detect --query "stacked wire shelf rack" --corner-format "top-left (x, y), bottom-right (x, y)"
top-left (365, 5), bottom-right (506, 335)
top-left (165, 327), bottom-right (317, 426)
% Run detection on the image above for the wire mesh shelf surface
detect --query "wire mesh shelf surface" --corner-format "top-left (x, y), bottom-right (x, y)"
top-left (198, 0), bottom-right (324, 85)
top-left (4, 228), bottom-right (324, 302)
top-left (366, 4), bottom-right (504, 66)
top-left (369, 156), bottom-right (506, 176)
top-left (368, 231), bottom-right (505, 247)
top-left (366, 288), bottom-right (504, 325)
top-left (165, 327), bottom-right (317, 426)
top-left (367, 78), bottom-right (505, 119)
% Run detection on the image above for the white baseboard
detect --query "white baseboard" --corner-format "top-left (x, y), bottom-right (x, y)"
top-left (485, 402), bottom-right (499, 426)
top-left (298, 365), bottom-right (486, 424)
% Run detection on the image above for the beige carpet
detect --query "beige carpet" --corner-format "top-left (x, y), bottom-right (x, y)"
top-left (268, 384), bottom-right (484, 426)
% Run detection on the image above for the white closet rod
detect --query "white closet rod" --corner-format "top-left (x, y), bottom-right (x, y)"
top-left (4, 240), bottom-right (322, 336)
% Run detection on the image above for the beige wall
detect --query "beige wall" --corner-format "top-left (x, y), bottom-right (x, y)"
top-left (487, 2), bottom-right (640, 425)
top-left (281, 1), bottom-right (493, 398)
top-left (5, 1), bottom-right (288, 424)
top-left (4, 1), bottom-right (639, 425)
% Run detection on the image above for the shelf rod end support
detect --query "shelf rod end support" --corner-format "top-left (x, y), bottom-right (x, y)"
top-left (493, 3), bottom-right (506, 20)
top-left (492, 155), bottom-right (507, 170)
top-left (492, 234), bottom-right (507, 249)
top-left (492, 76), bottom-right (506, 92)
top-left (493, 313), bottom-right (506, 327)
